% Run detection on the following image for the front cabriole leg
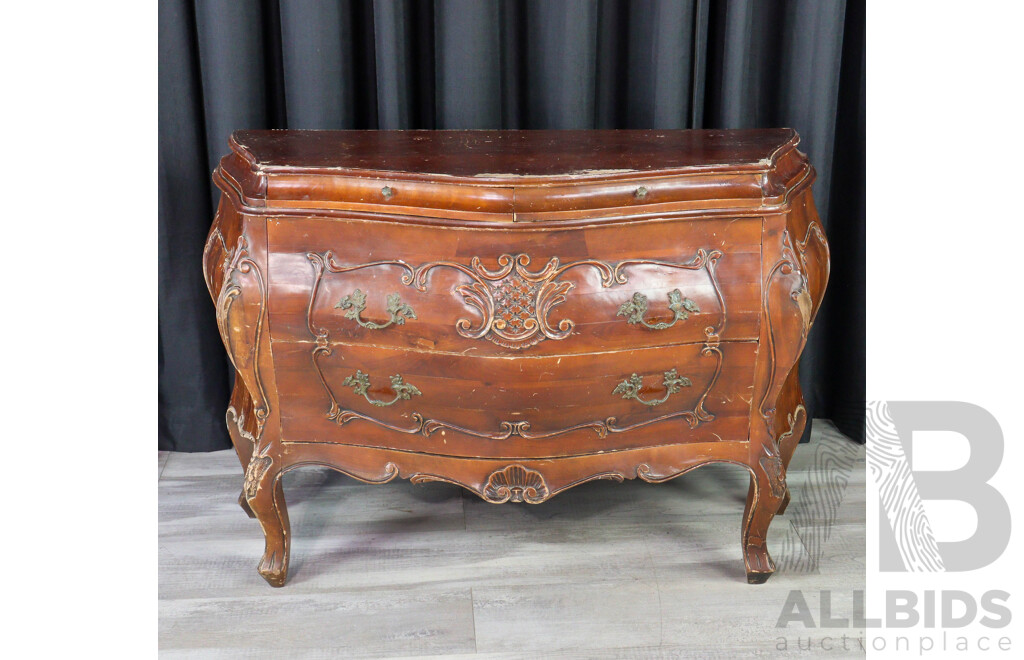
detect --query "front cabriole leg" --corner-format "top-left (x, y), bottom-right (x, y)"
top-left (743, 446), bottom-right (788, 583)
top-left (244, 452), bottom-right (290, 587)
top-left (205, 189), bottom-right (284, 585)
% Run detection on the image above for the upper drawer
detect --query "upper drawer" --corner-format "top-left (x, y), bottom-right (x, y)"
top-left (267, 215), bottom-right (762, 355)
top-left (219, 129), bottom-right (813, 221)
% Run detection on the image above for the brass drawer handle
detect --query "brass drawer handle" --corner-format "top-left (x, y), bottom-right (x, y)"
top-left (342, 370), bottom-right (422, 407)
top-left (335, 289), bottom-right (417, 330)
top-left (613, 368), bottom-right (691, 407)
top-left (616, 289), bottom-right (699, 330)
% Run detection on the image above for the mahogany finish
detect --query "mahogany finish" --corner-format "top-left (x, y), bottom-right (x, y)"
top-left (203, 129), bottom-right (829, 587)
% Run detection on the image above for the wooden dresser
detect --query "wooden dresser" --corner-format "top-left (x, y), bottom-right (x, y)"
top-left (203, 129), bottom-right (829, 587)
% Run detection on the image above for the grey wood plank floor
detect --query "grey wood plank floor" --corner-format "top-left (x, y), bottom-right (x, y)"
top-left (159, 420), bottom-right (865, 658)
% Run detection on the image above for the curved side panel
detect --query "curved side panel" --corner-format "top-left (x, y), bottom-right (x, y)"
top-left (204, 198), bottom-right (280, 476)
top-left (750, 188), bottom-right (830, 466)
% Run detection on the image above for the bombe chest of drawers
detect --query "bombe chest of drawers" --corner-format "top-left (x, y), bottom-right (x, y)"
top-left (203, 129), bottom-right (829, 587)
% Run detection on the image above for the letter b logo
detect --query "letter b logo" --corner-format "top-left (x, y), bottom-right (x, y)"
top-left (868, 401), bottom-right (1010, 571)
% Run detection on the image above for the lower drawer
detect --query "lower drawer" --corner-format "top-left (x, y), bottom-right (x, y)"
top-left (272, 341), bottom-right (756, 458)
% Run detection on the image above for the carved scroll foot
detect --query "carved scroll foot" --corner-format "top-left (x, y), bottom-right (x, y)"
top-left (745, 543), bottom-right (775, 584)
top-left (238, 491), bottom-right (256, 518)
top-left (741, 454), bottom-right (786, 584)
top-left (258, 545), bottom-right (288, 588)
top-left (245, 463), bottom-right (290, 587)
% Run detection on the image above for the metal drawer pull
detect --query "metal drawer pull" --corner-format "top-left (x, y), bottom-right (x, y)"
top-left (616, 289), bottom-right (699, 330)
top-left (342, 370), bottom-right (421, 407)
top-left (613, 368), bottom-right (691, 407)
top-left (336, 289), bottom-right (417, 330)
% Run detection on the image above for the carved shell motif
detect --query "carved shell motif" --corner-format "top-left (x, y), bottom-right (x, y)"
top-left (482, 464), bottom-right (550, 503)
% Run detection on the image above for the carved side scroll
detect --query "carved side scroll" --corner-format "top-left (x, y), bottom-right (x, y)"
top-left (751, 203), bottom-right (830, 532)
top-left (207, 224), bottom-right (275, 498)
top-left (215, 233), bottom-right (270, 443)
top-left (757, 229), bottom-right (810, 436)
top-left (794, 219), bottom-right (831, 330)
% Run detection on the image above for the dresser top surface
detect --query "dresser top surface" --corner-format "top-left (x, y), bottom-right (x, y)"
top-left (230, 128), bottom-right (799, 178)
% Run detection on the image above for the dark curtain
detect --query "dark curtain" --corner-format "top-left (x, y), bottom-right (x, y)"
top-left (159, 0), bottom-right (865, 451)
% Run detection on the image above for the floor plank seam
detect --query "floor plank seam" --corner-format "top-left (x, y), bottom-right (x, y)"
top-left (646, 534), bottom-right (665, 648)
top-left (469, 586), bottom-right (479, 655)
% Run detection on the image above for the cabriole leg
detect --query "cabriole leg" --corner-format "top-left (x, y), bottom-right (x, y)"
top-left (245, 458), bottom-right (290, 587)
top-left (742, 453), bottom-right (787, 584)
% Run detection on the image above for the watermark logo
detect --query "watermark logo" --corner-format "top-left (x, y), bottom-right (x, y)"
top-left (772, 423), bottom-right (861, 573)
top-left (772, 401), bottom-right (1014, 654)
top-left (867, 401), bottom-right (1011, 571)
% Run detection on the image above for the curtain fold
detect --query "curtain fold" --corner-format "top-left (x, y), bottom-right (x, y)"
top-left (159, 0), bottom-right (231, 452)
top-left (279, 0), bottom-right (358, 128)
top-left (159, 0), bottom-right (866, 450)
